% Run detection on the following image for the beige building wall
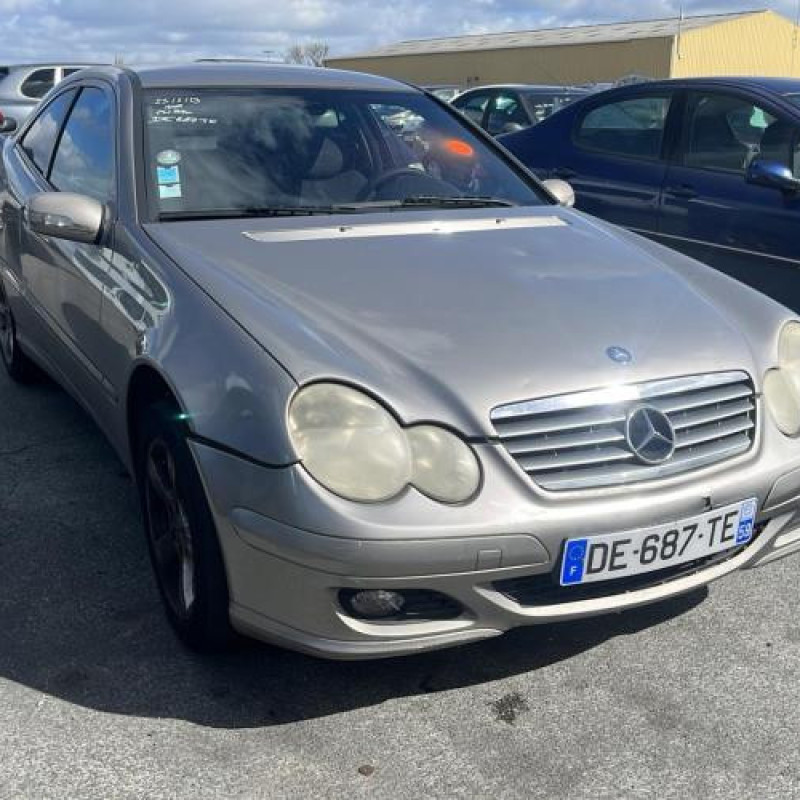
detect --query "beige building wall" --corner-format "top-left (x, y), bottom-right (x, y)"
top-left (672, 10), bottom-right (800, 78)
top-left (329, 37), bottom-right (675, 87)
top-left (328, 10), bottom-right (800, 88)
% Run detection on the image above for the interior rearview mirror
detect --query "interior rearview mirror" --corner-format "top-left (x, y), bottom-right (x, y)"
top-left (25, 191), bottom-right (104, 245)
top-left (542, 178), bottom-right (576, 208)
top-left (746, 159), bottom-right (800, 194)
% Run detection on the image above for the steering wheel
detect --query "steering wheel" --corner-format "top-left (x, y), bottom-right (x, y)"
top-left (359, 167), bottom-right (452, 202)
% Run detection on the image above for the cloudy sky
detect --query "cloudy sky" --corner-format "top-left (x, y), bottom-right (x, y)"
top-left (0, 0), bottom-right (797, 64)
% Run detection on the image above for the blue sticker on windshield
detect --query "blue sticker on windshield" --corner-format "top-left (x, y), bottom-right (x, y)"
top-left (159, 183), bottom-right (182, 199)
top-left (157, 165), bottom-right (180, 184)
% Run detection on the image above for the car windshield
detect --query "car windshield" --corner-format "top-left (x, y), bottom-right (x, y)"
top-left (143, 88), bottom-right (547, 220)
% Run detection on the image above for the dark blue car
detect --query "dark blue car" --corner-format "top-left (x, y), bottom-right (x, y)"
top-left (502, 78), bottom-right (800, 310)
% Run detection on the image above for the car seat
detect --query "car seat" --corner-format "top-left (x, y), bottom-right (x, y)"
top-left (689, 111), bottom-right (750, 172)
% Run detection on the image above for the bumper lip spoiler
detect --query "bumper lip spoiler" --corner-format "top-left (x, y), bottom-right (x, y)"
top-left (229, 603), bottom-right (501, 661)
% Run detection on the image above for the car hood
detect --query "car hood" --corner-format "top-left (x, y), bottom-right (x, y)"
top-left (144, 206), bottom-right (756, 437)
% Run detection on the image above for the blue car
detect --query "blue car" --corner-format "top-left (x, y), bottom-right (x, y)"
top-left (502, 78), bottom-right (800, 311)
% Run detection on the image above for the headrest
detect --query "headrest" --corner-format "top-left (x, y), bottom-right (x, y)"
top-left (305, 136), bottom-right (345, 180)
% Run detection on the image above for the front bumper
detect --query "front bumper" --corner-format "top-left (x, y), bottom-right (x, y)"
top-left (190, 436), bottom-right (800, 660)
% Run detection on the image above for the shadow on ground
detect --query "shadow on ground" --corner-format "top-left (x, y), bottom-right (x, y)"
top-left (0, 373), bottom-right (707, 729)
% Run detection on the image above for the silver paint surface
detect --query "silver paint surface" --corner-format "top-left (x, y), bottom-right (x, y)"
top-left (1, 64), bottom-right (800, 658)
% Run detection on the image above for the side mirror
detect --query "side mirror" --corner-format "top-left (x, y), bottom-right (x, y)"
top-left (25, 192), bottom-right (104, 245)
top-left (542, 178), bottom-right (576, 208)
top-left (746, 159), bottom-right (800, 193)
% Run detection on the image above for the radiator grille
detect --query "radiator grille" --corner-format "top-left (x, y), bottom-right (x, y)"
top-left (491, 372), bottom-right (756, 491)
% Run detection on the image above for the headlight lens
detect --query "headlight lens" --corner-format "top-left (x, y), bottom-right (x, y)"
top-left (764, 370), bottom-right (800, 436)
top-left (288, 384), bottom-right (481, 504)
top-left (779, 321), bottom-right (800, 362)
top-left (407, 425), bottom-right (481, 503)
top-left (288, 384), bottom-right (412, 502)
top-left (765, 322), bottom-right (800, 437)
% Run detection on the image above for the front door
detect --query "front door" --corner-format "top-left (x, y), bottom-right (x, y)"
top-left (18, 84), bottom-right (117, 403)
top-left (566, 91), bottom-right (677, 232)
top-left (657, 90), bottom-right (800, 311)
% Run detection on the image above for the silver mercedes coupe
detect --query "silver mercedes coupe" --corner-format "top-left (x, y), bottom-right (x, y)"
top-left (2, 64), bottom-right (800, 659)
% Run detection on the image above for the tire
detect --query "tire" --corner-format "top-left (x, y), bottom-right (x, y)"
top-left (136, 401), bottom-right (236, 652)
top-left (0, 279), bottom-right (37, 383)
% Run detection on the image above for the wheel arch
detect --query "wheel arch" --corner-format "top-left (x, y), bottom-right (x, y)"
top-left (126, 361), bottom-right (187, 469)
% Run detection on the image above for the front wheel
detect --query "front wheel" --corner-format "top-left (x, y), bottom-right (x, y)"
top-left (0, 279), bottom-right (37, 383)
top-left (136, 402), bottom-right (236, 651)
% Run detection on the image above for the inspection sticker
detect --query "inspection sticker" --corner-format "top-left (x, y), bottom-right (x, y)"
top-left (157, 165), bottom-right (180, 184)
top-left (159, 183), bottom-right (182, 199)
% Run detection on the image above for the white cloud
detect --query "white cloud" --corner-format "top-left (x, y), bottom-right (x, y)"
top-left (0, 1), bottom-right (796, 64)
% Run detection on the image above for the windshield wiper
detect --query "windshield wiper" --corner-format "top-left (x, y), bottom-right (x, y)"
top-left (157, 205), bottom-right (361, 221)
top-left (395, 195), bottom-right (516, 209)
top-left (335, 196), bottom-right (516, 212)
top-left (157, 197), bottom-right (516, 222)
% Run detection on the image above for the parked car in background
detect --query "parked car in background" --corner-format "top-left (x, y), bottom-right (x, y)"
top-left (426, 85), bottom-right (461, 102)
top-left (0, 63), bottom-right (95, 130)
top-left (502, 77), bottom-right (800, 311)
top-left (452, 84), bottom-right (590, 135)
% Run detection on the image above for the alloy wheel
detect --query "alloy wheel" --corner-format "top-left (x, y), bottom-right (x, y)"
top-left (0, 284), bottom-right (14, 366)
top-left (144, 438), bottom-right (197, 620)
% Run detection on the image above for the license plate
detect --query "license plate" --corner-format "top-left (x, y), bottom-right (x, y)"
top-left (560, 498), bottom-right (758, 586)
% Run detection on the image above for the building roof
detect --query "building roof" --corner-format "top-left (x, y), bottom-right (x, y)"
top-left (334, 10), bottom-right (768, 60)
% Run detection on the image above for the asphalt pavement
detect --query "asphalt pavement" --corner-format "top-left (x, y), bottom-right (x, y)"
top-left (1, 367), bottom-right (799, 800)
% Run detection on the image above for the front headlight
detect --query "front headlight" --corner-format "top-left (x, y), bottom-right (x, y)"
top-left (778, 321), bottom-right (800, 386)
top-left (288, 383), bottom-right (481, 504)
top-left (765, 322), bottom-right (800, 436)
top-left (407, 425), bottom-right (481, 503)
top-left (289, 383), bottom-right (412, 502)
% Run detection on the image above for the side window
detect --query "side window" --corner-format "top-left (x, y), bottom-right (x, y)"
top-left (525, 93), bottom-right (564, 125)
top-left (50, 88), bottom-right (115, 202)
top-left (683, 92), bottom-right (781, 174)
top-left (21, 68), bottom-right (56, 100)
top-left (20, 90), bottom-right (77, 175)
top-left (486, 92), bottom-right (529, 135)
top-left (575, 95), bottom-right (671, 160)
top-left (453, 92), bottom-right (491, 126)
top-left (761, 118), bottom-right (800, 178)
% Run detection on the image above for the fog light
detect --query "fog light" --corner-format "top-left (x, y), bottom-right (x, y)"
top-left (340, 588), bottom-right (463, 621)
top-left (346, 590), bottom-right (406, 620)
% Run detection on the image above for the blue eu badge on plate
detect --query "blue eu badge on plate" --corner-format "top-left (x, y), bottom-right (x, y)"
top-left (561, 538), bottom-right (588, 585)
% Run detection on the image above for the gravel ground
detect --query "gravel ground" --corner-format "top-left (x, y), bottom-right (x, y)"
top-left (1, 367), bottom-right (799, 800)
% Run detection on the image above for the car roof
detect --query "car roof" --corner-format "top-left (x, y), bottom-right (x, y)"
top-left (603, 76), bottom-right (800, 95)
top-left (124, 63), bottom-right (412, 92)
top-left (1, 62), bottom-right (100, 70)
top-left (460, 84), bottom-right (587, 93)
